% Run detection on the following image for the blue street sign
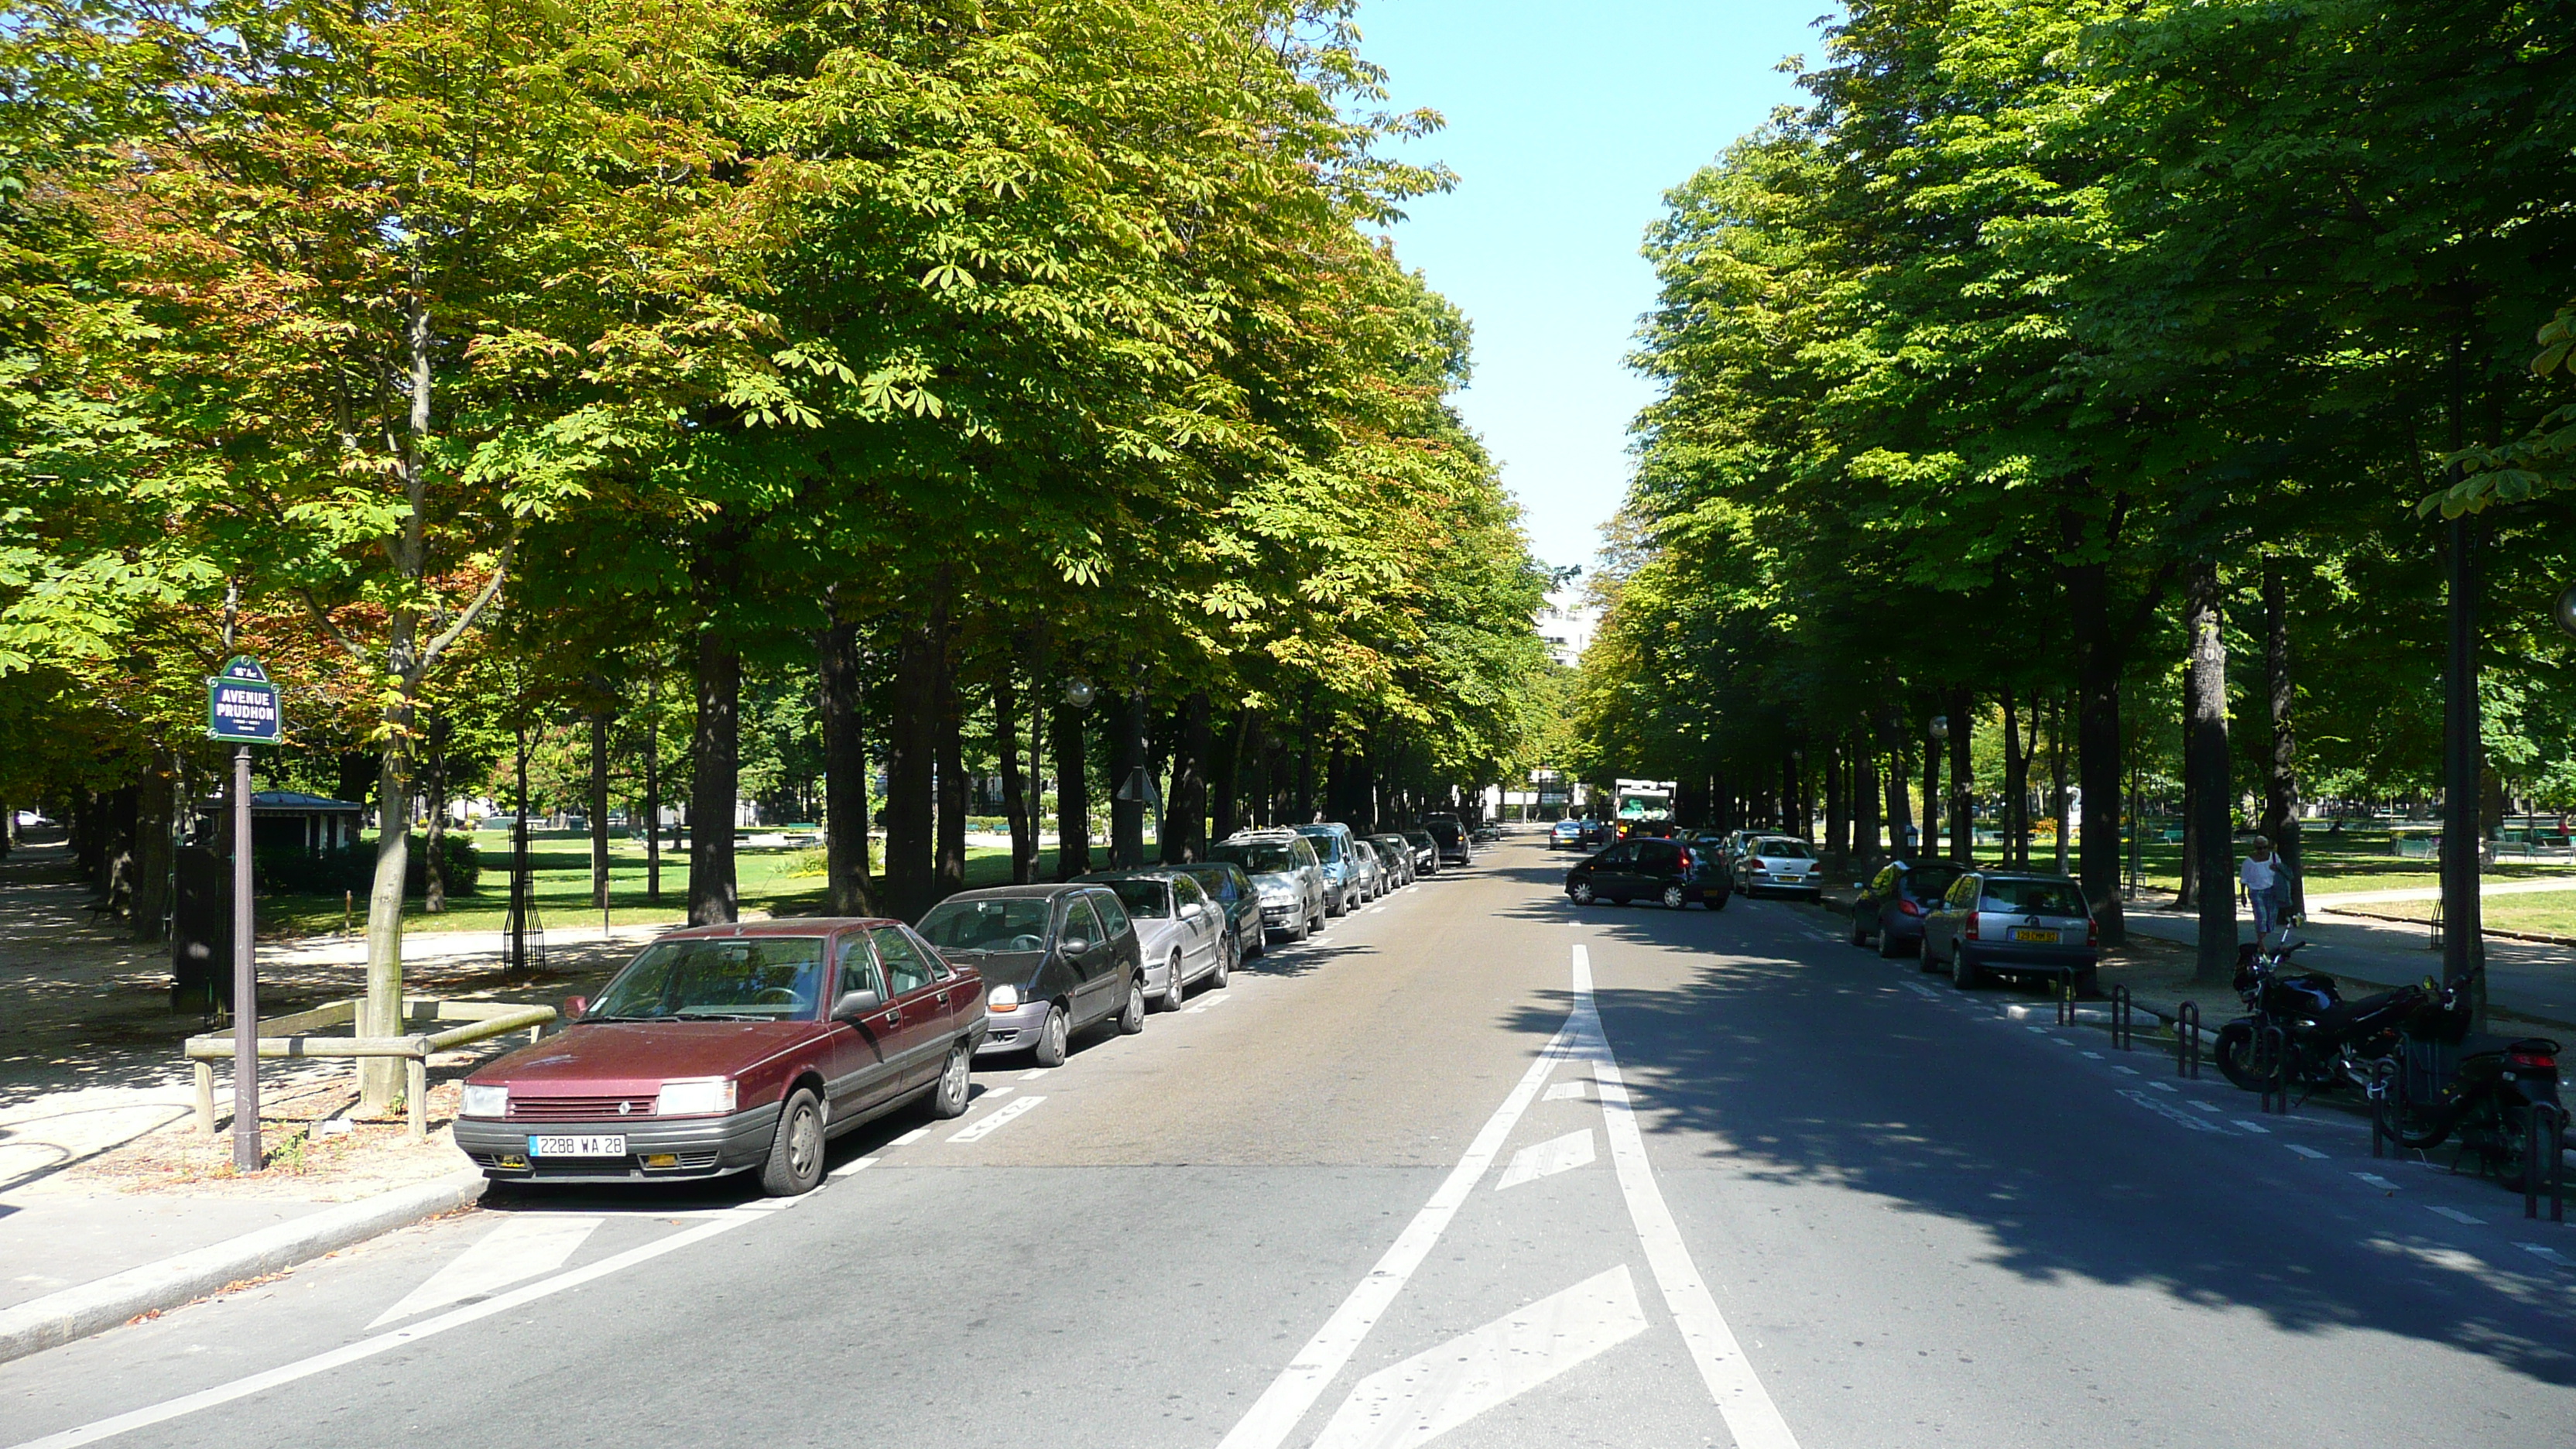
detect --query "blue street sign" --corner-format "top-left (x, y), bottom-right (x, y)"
top-left (207, 656), bottom-right (282, 743)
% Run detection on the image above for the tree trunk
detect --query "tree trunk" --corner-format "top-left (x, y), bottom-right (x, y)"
top-left (128, 748), bottom-right (176, 942)
top-left (884, 618), bottom-right (936, 918)
top-left (1162, 692), bottom-right (1211, 863)
top-left (2001, 691), bottom-right (2028, 868)
top-left (2263, 557), bottom-right (2300, 918)
top-left (820, 615), bottom-right (874, 915)
top-left (1824, 745), bottom-right (1848, 868)
top-left (2187, 558), bottom-right (2236, 984)
top-left (1210, 710), bottom-right (1249, 843)
top-left (2176, 763), bottom-right (2199, 910)
top-left (2067, 557), bottom-right (2130, 942)
top-left (589, 714), bottom-right (610, 918)
top-left (1853, 731), bottom-right (1881, 871)
top-left (2048, 693), bottom-right (2071, 877)
top-left (1920, 721), bottom-right (1941, 861)
top-left (1110, 690), bottom-right (1147, 867)
top-left (689, 628), bottom-right (740, 926)
top-left (361, 685), bottom-right (413, 1112)
top-left (1022, 690), bottom-right (1045, 884)
top-left (997, 670), bottom-right (1032, 885)
top-left (1052, 694), bottom-right (1091, 879)
top-left (2441, 512), bottom-right (2485, 1016)
top-left (644, 672), bottom-right (663, 906)
top-left (1947, 687), bottom-right (1973, 865)
top-left (933, 603), bottom-right (965, 903)
top-left (1882, 737), bottom-right (1914, 861)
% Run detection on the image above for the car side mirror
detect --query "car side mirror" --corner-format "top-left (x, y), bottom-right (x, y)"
top-left (1059, 937), bottom-right (1091, 956)
top-left (562, 995), bottom-right (589, 1021)
top-left (832, 988), bottom-right (882, 1020)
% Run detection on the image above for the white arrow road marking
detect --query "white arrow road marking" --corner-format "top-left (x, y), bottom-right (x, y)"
top-left (1495, 1129), bottom-right (1596, 1191)
top-left (367, 1214), bottom-right (603, 1328)
top-left (1308, 1266), bottom-right (1647, 1449)
top-left (1579, 946), bottom-right (1803, 1449)
top-left (1543, 1080), bottom-right (1590, 1101)
top-left (1215, 1017), bottom-right (1578, 1449)
top-left (947, 1094), bottom-right (1045, 1143)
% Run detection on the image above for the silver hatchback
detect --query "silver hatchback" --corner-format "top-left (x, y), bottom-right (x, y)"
top-left (1921, 872), bottom-right (2099, 993)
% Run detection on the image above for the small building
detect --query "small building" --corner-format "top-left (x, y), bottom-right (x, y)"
top-left (249, 790), bottom-right (365, 855)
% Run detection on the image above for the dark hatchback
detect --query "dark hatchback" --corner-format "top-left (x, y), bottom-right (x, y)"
top-left (455, 919), bottom-right (985, 1197)
top-left (1564, 836), bottom-right (1732, 910)
top-left (915, 884), bottom-right (1146, 1066)
top-left (1849, 860), bottom-right (1965, 958)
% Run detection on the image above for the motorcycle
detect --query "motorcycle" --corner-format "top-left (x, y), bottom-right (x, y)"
top-left (2390, 1037), bottom-right (2566, 1194)
top-left (2212, 933), bottom-right (2458, 1097)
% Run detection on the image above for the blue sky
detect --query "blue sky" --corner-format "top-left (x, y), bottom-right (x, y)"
top-left (1351, 1), bottom-right (1823, 574)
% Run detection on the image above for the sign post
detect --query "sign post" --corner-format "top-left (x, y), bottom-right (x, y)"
top-left (207, 658), bottom-right (281, 1173)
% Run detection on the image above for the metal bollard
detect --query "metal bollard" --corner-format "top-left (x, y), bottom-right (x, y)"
top-left (2057, 979), bottom-right (2074, 1026)
top-left (2529, 1101), bottom-right (2567, 1224)
top-left (2369, 1058), bottom-right (2398, 1159)
top-left (2177, 1001), bottom-right (2201, 1080)
top-left (2109, 985), bottom-right (2132, 1052)
top-left (2259, 1026), bottom-right (2290, 1114)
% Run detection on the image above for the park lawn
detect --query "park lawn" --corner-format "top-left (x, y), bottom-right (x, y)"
top-left (259, 831), bottom-right (1060, 937)
top-left (2333, 890), bottom-right (2576, 940)
top-left (1938, 828), bottom-right (2575, 899)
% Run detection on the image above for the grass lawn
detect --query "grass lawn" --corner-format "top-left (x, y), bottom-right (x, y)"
top-left (1896, 827), bottom-right (2576, 900)
top-left (261, 831), bottom-right (1065, 937)
top-left (2333, 893), bottom-right (2576, 940)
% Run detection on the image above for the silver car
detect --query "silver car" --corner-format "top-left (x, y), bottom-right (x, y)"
top-left (1732, 836), bottom-right (1821, 898)
top-left (1211, 832), bottom-right (1330, 942)
top-left (1921, 872), bottom-right (2100, 994)
top-left (1076, 870), bottom-right (1231, 1012)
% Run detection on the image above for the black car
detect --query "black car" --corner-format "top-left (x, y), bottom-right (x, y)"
top-left (913, 885), bottom-right (1146, 1066)
top-left (1849, 860), bottom-right (1965, 959)
top-left (1423, 815), bottom-right (1473, 866)
top-left (1173, 861), bottom-right (1267, 965)
top-left (1564, 836), bottom-right (1732, 910)
top-left (1399, 829), bottom-right (1440, 875)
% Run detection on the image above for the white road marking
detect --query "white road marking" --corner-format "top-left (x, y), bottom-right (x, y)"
top-left (2111, 1065), bottom-right (2140, 1076)
top-left (1543, 1080), bottom-right (1591, 1101)
top-left (976, 1084), bottom-right (1016, 1105)
top-left (1018, 1068), bottom-right (1052, 1081)
top-left (2120, 1089), bottom-right (2224, 1133)
top-left (947, 1095), bottom-right (1045, 1143)
top-left (2354, 1173), bottom-right (2400, 1191)
top-left (892, 1127), bottom-right (930, 1146)
top-left (1215, 1013), bottom-right (1580, 1449)
top-left (1186, 1005), bottom-right (1207, 1014)
top-left (829, 1156), bottom-right (879, 1179)
top-left (2428, 1206), bottom-right (2484, 1225)
top-left (2081, 1051), bottom-right (2103, 1060)
top-left (2190, 1101), bottom-right (2222, 1114)
top-left (2026, 1026), bottom-right (2050, 1034)
top-left (2150, 1082), bottom-right (2179, 1093)
top-left (1496, 1129), bottom-right (1597, 1190)
top-left (1309, 1266), bottom-right (1648, 1449)
top-left (2287, 1144), bottom-right (2328, 1160)
top-left (366, 1215), bottom-right (602, 1329)
top-left (14, 1209), bottom-right (762, 1448)
top-left (2522, 1243), bottom-right (2573, 1267)
top-left (2232, 1121), bottom-right (2273, 1135)
top-left (1580, 947), bottom-right (1803, 1449)
top-left (1201, 993), bottom-right (1231, 1008)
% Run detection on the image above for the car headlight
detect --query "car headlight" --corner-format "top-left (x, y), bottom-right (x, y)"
top-left (655, 1078), bottom-right (737, 1116)
top-left (988, 983), bottom-right (1022, 1014)
top-left (461, 1084), bottom-right (509, 1119)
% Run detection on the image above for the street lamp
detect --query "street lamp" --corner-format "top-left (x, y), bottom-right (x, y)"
top-left (1062, 677), bottom-right (1096, 711)
top-left (2554, 583), bottom-right (2576, 642)
top-left (1927, 715), bottom-right (1949, 742)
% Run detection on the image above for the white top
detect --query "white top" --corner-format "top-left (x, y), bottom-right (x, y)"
top-left (2239, 855), bottom-right (2276, 892)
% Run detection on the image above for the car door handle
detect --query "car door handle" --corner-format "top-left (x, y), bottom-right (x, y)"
top-left (934, 990), bottom-right (950, 1005)
top-left (886, 1009), bottom-right (903, 1026)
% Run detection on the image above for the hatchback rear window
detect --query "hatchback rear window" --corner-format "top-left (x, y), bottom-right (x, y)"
top-left (1755, 839), bottom-right (1814, 859)
top-left (1982, 879), bottom-right (2088, 916)
top-left (1903, 867), bottom-right (1961, 899)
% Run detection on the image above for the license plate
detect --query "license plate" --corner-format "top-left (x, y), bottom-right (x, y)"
top-left (529, 1135), bottom-right (625, 1157)
top-left (2010, 928), bottom-right (2060, 944)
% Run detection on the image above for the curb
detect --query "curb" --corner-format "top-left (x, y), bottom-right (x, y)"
top-left (0, 1169), bottom-right (485, 1366)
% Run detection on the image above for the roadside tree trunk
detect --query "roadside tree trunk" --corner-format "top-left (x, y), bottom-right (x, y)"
top-left (2048, 693), bottom-right (2071, 877)
top-left (1210, 710), bottom-right (1249, 843)
top-left (1824, 745), bottom-right (1848, 868)
top-left (689, 628), bottom-right (741, 926)
top-left (2263, 557), bottom-right (2300, 917)
top-left (997, 670), bottom-right (1032, 885)
top-left (1947, 687), bottom-right (1974, 865)
top-left (589, 714), bottom-right (610, 917)
top-left (2001, 692), bottom-right (2028, 868)
top-left (2187, 558), bottom-right (2236, 984)
top-left (1110, 689), bottom-right (1147, 866)
top-left (423, 715), bottom-right (450, 915)
top-left (643, 672), bottom-right (663, 906)
top-left (1161, 692), bottom-right (1211, 863)
top-left (933, 602), bottom-right (965, 903)
top-left (1052, 693), bottom-right (1091, 879)
top-left (884, 618), bottom-right (937, 917)
top-left (820, 614), bottom-right (874, 915)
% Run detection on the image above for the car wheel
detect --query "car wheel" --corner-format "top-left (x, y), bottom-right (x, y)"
top-left (1660, 883), bottom-right (1687, 910)
top-left (1161, 952), bottom-right (1188, 1012)
top-left (2072, 968), bottom-right (2099, 998)
top-left (929, 1043), bottom-right (971, 1119)
top-left (1570, 879), bottom-right (1596, 906)
top-left (1211, 935), bottom-right (1234, 988)
top-left (1310, 903), bottom-right (1327, 934)
top-left (759, 1088), bottom-right (825, 1197)
top-left (1877, 923), bottom-right (1907, 959)
top-left (1849, 913), bottom-right (1870, 946)
top-left (1033, 1003), bottom-right (1070, 1067)
top-left (1119, 975), bottom-right (1147, 1033)
top-left (1707, 888), bottom-right (1729, 912)
top-left (1951, 943), bottom-right (1982, 991)
top-left (1327, 891), bottom-right (1345, 918)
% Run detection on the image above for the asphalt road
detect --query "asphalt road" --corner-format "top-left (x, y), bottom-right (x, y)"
top-left (5, 833), bottom-right (2574, 1447)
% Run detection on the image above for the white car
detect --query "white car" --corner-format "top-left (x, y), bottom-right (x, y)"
top-left (1732, 836), bottom-right (1822, 899)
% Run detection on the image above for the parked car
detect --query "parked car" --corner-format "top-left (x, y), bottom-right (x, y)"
top-left (1550, 818), bottom-right (1585, 849)
top-left (1077, 868), bottom-right (1231, 1010)
top-left (1399, 828), bottom-right (1440, 875)
top-left (1212, 831), bottom-right (1331, 940)
top-left (1849, 860), bottom-right (1965, 958)
top-left (1732, 836), bottom-right (1822, 898)
top-left (1564, 836), bottom-right (1730, 910)
top-left (1423, 814), bottom-right (1473, 867)
top-left (915, 884), bottom-right (1147, 1065)
top-left (1343, 827), bottom-right (1388, 901)
top-left (1920, 871), bottom-right (2101, 993)
top-left (1294, 822), bottom-right (1368, 913)
top-left (1171, 861), bottom-right (1266, 964)
top-left (455, 919), bottom-right (987, 1197)
top-left (1365, 834), bottom-right (1416, 888)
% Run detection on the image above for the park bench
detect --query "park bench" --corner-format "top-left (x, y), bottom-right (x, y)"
top-left (186, 996), bottom-right (556, 1141)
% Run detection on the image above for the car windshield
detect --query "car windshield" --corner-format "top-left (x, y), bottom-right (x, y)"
top-left (1295, 831), bottom-right (1342, 861)
top-left (587, 937), bottom-right (826, 1020)
top-left (1982, 879), bottom-right (2088, 916)
top-left (1101, 879), bottom-right (1173, 919)
top-left (916, 897), bottom-right (1053, 952)
top-left (1756, 840), bottom-right (1814, 859)
top-left (1214, 843), bottom-right (1298, 874)
top-left (1177, 867), bottom-right (1236, 899)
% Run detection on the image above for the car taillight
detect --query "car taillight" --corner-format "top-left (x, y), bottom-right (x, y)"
top-left (1677, 848), bottom-right (1693, 872)
top-left (2088, 917), bottom-right (2100, 947)
top-left (1898, 899), bottom-right (1923, 917)
top-left (2508, 1048), bottom-right (2557, 1070)
top-left (1965, 913), bottom-right (1980, 941)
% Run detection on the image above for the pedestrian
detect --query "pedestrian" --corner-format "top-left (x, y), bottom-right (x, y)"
top-left (2239, 836), bottom-right (2288, 940)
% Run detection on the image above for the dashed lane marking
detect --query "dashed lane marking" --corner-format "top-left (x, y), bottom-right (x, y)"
top-left (2522, 1244), bottom-right (2573, 1267)
top-left (2121, 1088), bottom-right (2225, 1133)
top-left (2428, 1206), bottom-right (2485, 1225)
top-left (2287, 1144), bottom-right (2329, 1160)
top-left (2150, 1082), bottom-right (2180, 1094)
top-left (947, 1095), bottom-right (1046, 1144)
top-left (2190, 1101), bottom-right (2222, 1114)
top-left (892, 1127), bottom-right (930, 1146)
top-left (2232, 1121), bottom-right (2273, 1135)
top-left (829, 1155), bottom-right (879, 1179)
top-left (2081, 1051), bottom-right (2104, 1060)
top-left (2111, 1066), bottom-right (2140, 1076)
top-left (1018, 1068), bottom-right (1052, 1081)
top-left (2354, 1173), bottom-right (2400, 1191)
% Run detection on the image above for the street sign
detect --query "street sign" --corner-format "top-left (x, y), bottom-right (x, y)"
top-left (207, 656), bottom-right (281, 743)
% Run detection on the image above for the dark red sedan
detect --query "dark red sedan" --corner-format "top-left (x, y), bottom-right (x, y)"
top-left (455, 919), bottom-right (985, 1196)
